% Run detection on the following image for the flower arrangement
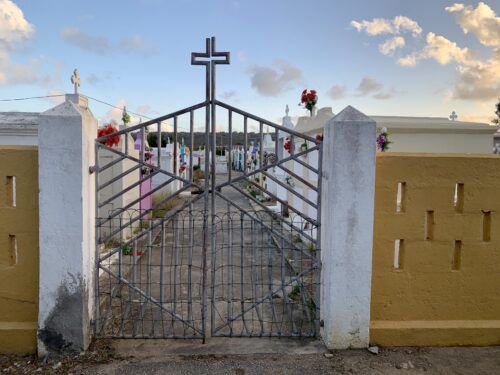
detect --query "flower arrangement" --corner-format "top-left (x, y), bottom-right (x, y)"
top-left (284, 138), bottom-right (292, 154)
top-left (144, 149), bottom-right (153, 161)
top-left (315, 134), bottom-right (323, 142)
top-left (122, 107), bottom-right (131, 125)
top-left (300, 89), bottom-right (318, 116)
top-left (97, 123), bottom-right (120, 147)
top-left (122, 245), bottom-right (144, 256)
top-left (376, 127), bottom-right (391, 152)
top-left (179, 162), bottom-right (187, 174)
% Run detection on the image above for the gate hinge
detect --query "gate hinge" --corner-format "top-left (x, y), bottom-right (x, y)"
top-left (89, 165), bottom-right (96, 174)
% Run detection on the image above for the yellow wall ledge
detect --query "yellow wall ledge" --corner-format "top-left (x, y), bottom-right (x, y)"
top-left (371, 320), bottom-right (500, 346)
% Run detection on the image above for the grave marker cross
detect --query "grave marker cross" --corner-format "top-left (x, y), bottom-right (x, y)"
top-left (71, 69), bottom-right (81, 94)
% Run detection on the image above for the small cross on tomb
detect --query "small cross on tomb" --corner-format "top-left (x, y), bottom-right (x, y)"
top-left (449, 111), bottom-right (458, 121)
top-left (71, 69), bottom-right (81, 94)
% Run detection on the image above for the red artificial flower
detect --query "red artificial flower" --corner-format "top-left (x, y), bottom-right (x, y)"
top-left (299, 89), bottom-right (318, 114)
top-left (283, 138), bottom-right (292, 154)
top-left (315, 134), bottom-right (323, 141)
top-left (97, 123), bottom-right (120, 148)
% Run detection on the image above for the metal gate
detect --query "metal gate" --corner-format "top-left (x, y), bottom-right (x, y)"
top-left (95, 37), bottom-right (323, 340)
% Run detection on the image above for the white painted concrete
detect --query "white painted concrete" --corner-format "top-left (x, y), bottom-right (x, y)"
top-left (38, 94), bottom-right (97, 354)
top-left (151, 145), bottom-right (181, 194)
top-left (295, 108), bottom-right (499, 154)
top-left (0, 112), bottom-right (40, 145)
top-left (320, 105), bottom-right (376, 349)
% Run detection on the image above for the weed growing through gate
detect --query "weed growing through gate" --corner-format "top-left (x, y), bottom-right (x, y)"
top-left (152, 192), bottom-right (181, 218)
top-left (288, 285), bottom-right (301, 301)
top-left (103, 238), bottom-right (120, 249)
top-left (307, 242), bottom-right (315, 253)
top-left (292, 234), bottom-right (302, 243)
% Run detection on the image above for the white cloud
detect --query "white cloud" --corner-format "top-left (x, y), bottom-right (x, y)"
top-left (460, 113), bottom-right (493, 124)
top-left (119, 35), bottom-right (156, 55)
top-left (248, 59), bottom-right (303, 97)
top-left (136, 104), bottom-right (155, 116)
top-left (0, 0), bottom-right (34, 45)
top-left (355, 77), bottom-right (394, 99)
top-left (61, 27), bottom-right (154, 55)
top-left (351, 16), bottom-right (422, 37)
top-left (452, 48), bottom-right (500, 100)
top-left (421, 32), bottom-right (474, 65)
top-left (87, 71), bottom-right (113, 86)
top-left (445, 3), bottom-right (465, 12)
top-left (61, 27), bottom-right (109, 54)
top-left (105, 99), bottom-right (144, 126)
top-left (379, 36), bottom-right (405, 55)
top-left (446, 2), bottom-right (500, 47)
top-left (46, 89), bottom-right (65, 105)
top-left (0, 0), bottom-right (55, 86)
top-left (397, 54), bottom-right (417, 67)
top-left (353, 5), bottom-right (500, 102)
top-left (397, 31), bottom-right (498, 100)
top-left (356, 77), bottom-right (383, 96)
top-left (221, 90), bottom-right (237, 100)
top-left (237, 51), bottom-right (247, 62)
top-left (327, 84), bottom-right (347, 100)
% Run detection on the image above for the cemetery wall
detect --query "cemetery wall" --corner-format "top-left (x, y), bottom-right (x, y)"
top-left (0, 146), bottom-right (39, 353)
top-left (371, 153), bottom-right (500, 346)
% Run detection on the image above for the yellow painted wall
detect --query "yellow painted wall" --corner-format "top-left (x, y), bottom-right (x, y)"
top-left (371, 153), bottom-right (500, 346)
top-left (0, 146), bottom-right (39, 354)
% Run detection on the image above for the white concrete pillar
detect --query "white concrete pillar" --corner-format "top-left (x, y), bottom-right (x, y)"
top-left (320, 105), bottom-right (376, 349)
top-left (38, 94), bottom-right (97, 354)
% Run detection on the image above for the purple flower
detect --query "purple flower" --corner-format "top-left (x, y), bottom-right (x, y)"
top-left (376, 134), bottom-right (388, 151)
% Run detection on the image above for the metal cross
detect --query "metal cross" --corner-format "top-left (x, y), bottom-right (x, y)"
top-left (71, 69), bottom-right (81, 94)
top-left (449, 111), bottom-right (458, 121)
top-left (191, 37), bottom-right (230, 101)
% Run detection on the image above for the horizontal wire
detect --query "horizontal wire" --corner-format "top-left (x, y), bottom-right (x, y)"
top-left (0, 92), bottom-right (196, 132)
top-left (0, 94), bottom-right (66, 102)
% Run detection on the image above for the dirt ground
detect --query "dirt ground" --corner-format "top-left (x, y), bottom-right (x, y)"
top-left (1, 341), bottom-right (499, 375)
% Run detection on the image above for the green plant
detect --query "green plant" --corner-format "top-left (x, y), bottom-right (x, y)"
top-left (292, 233), bottom-right (302, 244)
top-left (147, 132), bottom-right (169, 148)
top-left (307, 242), bottom-right (315, 253)
top-left (152, 192), bottom-right (181, 218)
top-left (103, 238), bottom-right (120, 249)
top-left (288, 285), bottom-right (301, 301)
top-left (307, 299), bottom-right (317, 321)
top-left (193, 168), bottom-right (205, 184)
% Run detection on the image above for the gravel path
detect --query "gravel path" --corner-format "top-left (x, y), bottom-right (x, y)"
top-left (3, 345), bottom-right (498, 374)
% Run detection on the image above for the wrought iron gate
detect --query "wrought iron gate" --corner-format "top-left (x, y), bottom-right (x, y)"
top-left (95, 37), bottom-right (323, 340)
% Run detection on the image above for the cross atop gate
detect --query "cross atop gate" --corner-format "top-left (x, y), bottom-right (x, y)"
top-left (191, 36), bottom-right (230, 100)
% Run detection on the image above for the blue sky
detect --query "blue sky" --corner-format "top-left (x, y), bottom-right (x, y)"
top-left (0, 0), bottom-right (498, 125)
